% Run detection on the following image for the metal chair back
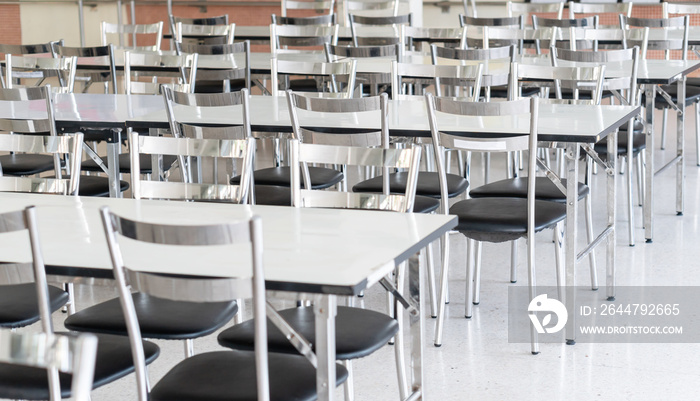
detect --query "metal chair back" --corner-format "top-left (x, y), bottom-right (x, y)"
top-left (100, 21), bottom-right (163, 50)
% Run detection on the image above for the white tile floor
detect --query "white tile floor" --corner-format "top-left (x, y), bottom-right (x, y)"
top-left (40, 108), bottom-right (700, 400)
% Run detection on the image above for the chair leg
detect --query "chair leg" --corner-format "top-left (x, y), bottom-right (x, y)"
top-left (465, 239), bottom-right (476, 319)
top-left (584, 192), bottom-right (598, 290)
top-left (661, 108), bottom-right (668, 150)
top-left (393, 261), bottom-right (409, 400)
top-left (343, 360), bottom-right (355, 401)
top-left (483, 152), bottom-right (491, 183)
top-left (425, 242), bottom-right (438, 318)
top-left (510, 239), bottom-right (518, 283)
top-left (184, 339), bottom-right (194, 358)
top-left (527, 236), bottom-right (539, 355)
top-left (433, 233), bottom-right (451, 347)
top-left (554, 222), bottom-right (565, 301)
top-left (62, 282), bottom-right (76, 315)
top-left (233, 298), bottom-right (243, 324)
top-left (626, 152), bottom-right (635, 246)
top-left (471, 241), bottom-right (482, 306)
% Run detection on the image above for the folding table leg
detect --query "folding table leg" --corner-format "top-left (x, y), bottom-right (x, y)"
top-left (407, 253), bottom-right (424, 400)
top-left (315, 295), bottom-right (337, 401)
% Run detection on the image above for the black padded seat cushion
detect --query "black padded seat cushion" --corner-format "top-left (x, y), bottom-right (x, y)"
top-left (450, 197), bottom-right (567, 243)
top-left (81, 154), bottom-right (178, 174)
top-left (66, 175), bottom-right (129, 197)
top-left (288, 78), bottom-right (320, 93)
top-left (654, 84), bottom-right (700, 109)
top-left (594, 132), bottom-right (646, 157)
top-left (470, 177), bottom-right (589, 202)
top-left (64, 292), bottom-right (238, 340)
top-left (0, 332), bottom-right (159, 400)
top-left (231, 166), bottom-right (344, 190)
top-left (151, 350), bottom-right (348, 401)
top-left (413, 195), bottom-right (440, 213)
top-left (686, 77), bottom-right (700, 87)
top-left (252, 185), bottom-right (292, 206)
top-left (0, 284), bottom-right (68, 329)
top-left (0, 154), bottom-right (57, 176)
top-left (486, 86), bottom-right (539, 99)
top-left (353, 171), bottom-right (469, 199)
top-left (218, 306), bottom-right (398, 360)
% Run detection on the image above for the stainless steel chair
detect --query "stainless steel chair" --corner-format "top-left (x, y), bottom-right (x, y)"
top-left (568, 1), bottom-right (632, 27)
top-left (0, 206), bottom-right (96, 401)
top-left (620, 16), bottom-right (693, 147)
top-left (661, 3), bottom-right (700, 163)
top-left (271, 13), bottom-right (336, 26)
top-left (0, 133), bottom-right (82, 196)
top-left (349, 13), bottom-right (412, 46)
top-left (175, 41), bottom-right (251, 93)
top-left (427, 95), bottom-right (565, 355)
top-left (129, 133), bottom-right (255, 204)
top-left (470, 62), bottom-right (606, 294)
top-left (281, 0), bottom-right (335, 17)
top-left (167, 14), bottom-right (229, 47)
top-left (174, 22), bottom-right (235, 45)
top-left (100, 21), bottom-right (163, 51)
top-left (0, 205), bottom-right (159, 400)
top-left (431, 44), bottom-right (517, 181)
top-left (270, 23), bottom-right (340, 54)
top-left (0, 330), bottom-right (97, 401)
top-left (458, 15), bottom-right (524, 49)
top-left (99, 207), bottom-right (348, 401)
top-left (552, 45), bottom-right (641, 247)
top-left (218, 90), bottom-right (418, 401)
top-left (52, 44), bottom-right (117, 94)
top-left (3, 54), bottom-right (77, 93)
top-left (123, 51), bottom-right (198, 95)
top-left (506, 0), bottom-right (565, 26)
top-left (0, 41), bottom-right (62, 88)
top-left (325, 43), bottom-right (401, 96)
top-left (271, 58), bottom-right (357, 97)
top-left (0, 86), bottom-right (78, 188)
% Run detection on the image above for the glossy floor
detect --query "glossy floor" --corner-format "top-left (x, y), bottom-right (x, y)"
top-left (40, 109), bottom-right (700, 400)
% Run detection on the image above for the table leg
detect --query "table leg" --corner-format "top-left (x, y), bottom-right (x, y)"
top-left (607, 129), bottom-right (618, 301)
top-left (107, 130), bottom-right (122, 198)
top-left (408, 253), bottom-right (424, 400)
top-left (564, 143), bottom-right (579, 345)
top-left (676, 77), bottom-right (686, 216)
top-left (644, 84), bottom-right (655, 242)
top-left (315, 295), bottom-right (337, 401)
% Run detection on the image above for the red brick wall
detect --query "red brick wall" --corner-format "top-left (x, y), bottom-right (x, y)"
top-left (0, 5), bottom-right (21, 44)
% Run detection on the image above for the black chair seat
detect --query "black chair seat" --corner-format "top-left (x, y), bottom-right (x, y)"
top-left (0, 154), bottom-right (57, 176)
top-left (594, 132), bottom-right (646, 157)
top-left (353, 171), bottom-right (469, 199)
top-left (653, 84), bottom-right (700, 109)
top-left (252, 185), bottom-right (292, 206)
top-left (231, 166), bottom-right (344, 190)
top-left (450, 197), bottom-right (567, 243)
top-left (151, 350), bottom-right (348, 401)
top-left (81, 154), bottom-right (178, 174)
top-left (413, 195), bottom-right (440, 213)
top-left (0, 332), bottom-right (159, 400)
top-left (218, 306), bottom-right (398, 360)
top-left (68, 175), bottom-right (129, 197)
top-left (288, 78), bottom-right (320, 93)
top-left (557, 88), bottom-right (614, 100)
top-left (64, 292), bottom-right (238, 340)
top-left (486, 86), bottom-right (539, 99)
top-left (0, 284), bottom-right (68, 329)
top-left (686, 77), bottom-right (700, 87)
top-left (470, 177), bottom-right (589, 203)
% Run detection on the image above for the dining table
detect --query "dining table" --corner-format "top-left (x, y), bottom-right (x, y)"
top-left (0, 191), bottom-right (456, 401)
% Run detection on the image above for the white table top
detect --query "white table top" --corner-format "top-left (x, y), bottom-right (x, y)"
top-left (128, 94), bottom-right (640, 143)
top-left (0, 192), bottom-right (456, 295)
top-left (0, 94), bottom-right (638, 143)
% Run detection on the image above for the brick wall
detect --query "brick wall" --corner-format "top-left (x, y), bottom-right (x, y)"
top-left (0, 5), bottom-right (21, 44)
